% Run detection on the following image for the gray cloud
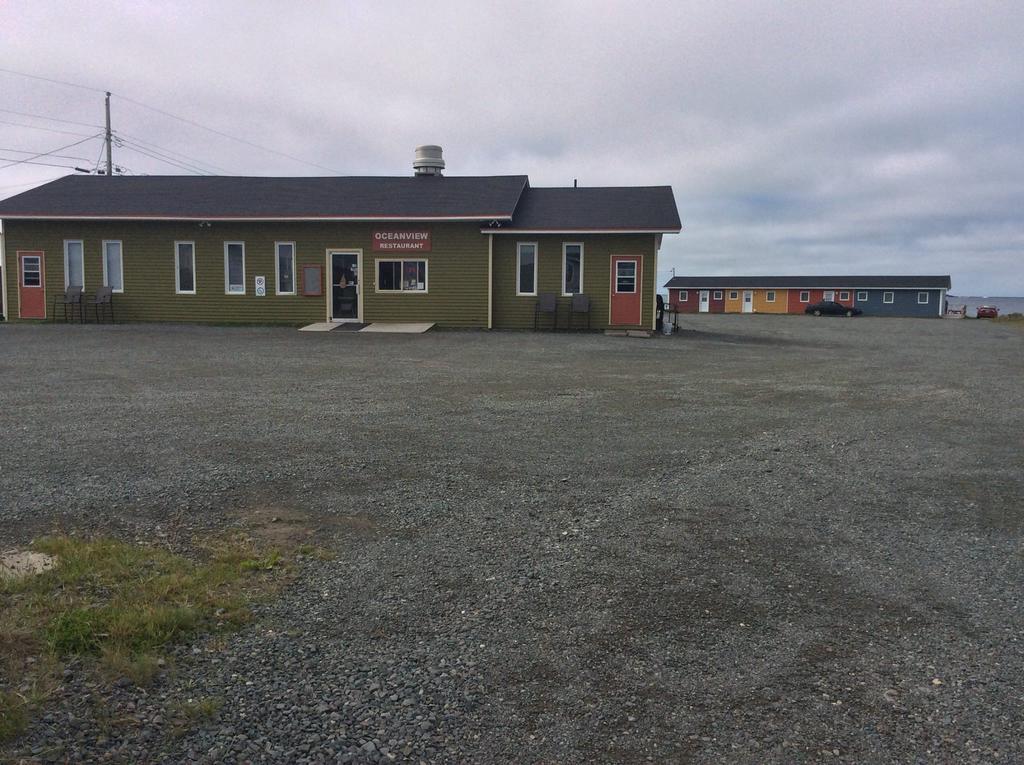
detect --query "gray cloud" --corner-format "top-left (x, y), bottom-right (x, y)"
top-left (1, 0), bottom-right (1022, 294)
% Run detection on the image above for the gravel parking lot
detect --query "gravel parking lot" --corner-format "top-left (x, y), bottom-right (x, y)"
top-left (2, 315), bottom-right (1022, 763)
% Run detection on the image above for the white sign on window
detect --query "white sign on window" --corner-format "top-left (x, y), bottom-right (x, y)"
top-left (255, 275), bottom-right (266, 297)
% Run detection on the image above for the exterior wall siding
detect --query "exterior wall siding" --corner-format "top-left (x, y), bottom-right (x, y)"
top-left (752, 288), bottom-right (789, 313)
top-left (491, 234), bottom-right (657, 330)
top-left (666, 284), bottom-right (945, 318)
top-left (2, 220), bottom-right (488, 327)
top-left (855, 288), bottom-right (942, 317)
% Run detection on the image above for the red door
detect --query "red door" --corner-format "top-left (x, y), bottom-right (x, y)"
top-left (610, 255), bottom-right (642, 326)
top-left (18, 251), bottom-right (46, 319)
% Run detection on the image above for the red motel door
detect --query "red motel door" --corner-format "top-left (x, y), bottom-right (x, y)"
top-left (18, 252), bottom-right (46, 319)
top-left (610, 255), bottom-right (642, 326)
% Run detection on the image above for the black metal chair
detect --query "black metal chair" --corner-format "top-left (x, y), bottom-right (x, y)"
top-left (534, 292), bottom-right (557, 330)
top-left (568, 293), bottom-right (591, 330)
top-left (87, 286), bottom-right (114, 323)
top-left (51, 286), bottom-right (84, 323)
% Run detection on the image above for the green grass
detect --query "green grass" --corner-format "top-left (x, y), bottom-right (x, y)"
top-left (0, 535), bottom-right (287, 744)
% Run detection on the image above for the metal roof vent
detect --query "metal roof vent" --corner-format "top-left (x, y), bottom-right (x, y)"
top-left (413, 145), bottom-right (445, 176)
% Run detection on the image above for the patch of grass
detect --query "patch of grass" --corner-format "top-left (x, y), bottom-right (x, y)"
top-left (297, 544), bottom-right (337, 561)
top-left (98, 649), bottom-right (164, 687)
top-left (0, 535), bottom-right (286, 744)
top-left (0, 691), bottom-right (28, 743)
top-left (994, 312), bottom-right (1024, 323)
top-left (177, 696), bottom-right (223, 721)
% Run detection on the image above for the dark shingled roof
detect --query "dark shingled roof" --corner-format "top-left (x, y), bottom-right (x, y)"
top-left (0, 174), bottom-right (529, 220)
top-left (664, 275), bottom-right (952, 289)
top-left (493, 186), bottom-right (681, 232)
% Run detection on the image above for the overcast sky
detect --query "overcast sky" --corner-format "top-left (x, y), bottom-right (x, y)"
top-left (2, 1), bottom-right (1022, 295)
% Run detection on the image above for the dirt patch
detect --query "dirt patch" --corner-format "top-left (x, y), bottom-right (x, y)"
top-left (235, 506), bottom-right (378, 548)
top-left (0, 550), bottom-right (56, 579)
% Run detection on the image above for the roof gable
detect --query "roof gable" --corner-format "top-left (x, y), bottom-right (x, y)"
top-left (489, 185), bottom-right (681, 232)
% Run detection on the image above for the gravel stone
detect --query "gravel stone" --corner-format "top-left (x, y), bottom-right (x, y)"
top-left (1, 318), bottom-right (1022, 763)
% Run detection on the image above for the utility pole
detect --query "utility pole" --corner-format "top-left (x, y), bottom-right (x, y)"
top-left (104, 91), bottom-right (112, 177)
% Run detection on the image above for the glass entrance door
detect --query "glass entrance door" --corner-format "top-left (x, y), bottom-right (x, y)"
top-left (331, 251), bottom-right (360, 320)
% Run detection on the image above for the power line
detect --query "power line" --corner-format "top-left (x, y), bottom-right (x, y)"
top-left (0, 66), bottom-right (107, 93)
top-left (0, 157), bottom-right (79, 169)
top-left (117, 138), bottom-right (215, 175)
top-left (0, 147), bottom-right (94, 162)
top-left (114, 94), bottom-right (342, 174)
top-left (0, 119), bottom-right (96, 138)
top-left (1, 67), bottom-right (343, 175)
top-left (0, 108), bottom-right (104, 129)
top-left (0, 134), bottom-right (103, 171)
top-left (115, 131), bottom-right (232, 174)
top-left (117, 141), bottom-right (206, 175)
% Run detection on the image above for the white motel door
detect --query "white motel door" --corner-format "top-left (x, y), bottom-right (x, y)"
top-left (742, 290), bottom-right (754, 313)
top-left (699, 290), bottom-right (710, 312)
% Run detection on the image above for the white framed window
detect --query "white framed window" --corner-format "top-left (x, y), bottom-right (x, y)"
top-left (516, 242), bottom-right (537, 296)
top-left (678, 290), bottom-right (688, 302)
top-left (614, 260), bottom-right (637, 293)
top-left (799, 291), bottom-right (810, 302)
top-left (883, 291), bottom-right (894, 304)
top-left (562, 243), bottom-right (583, 296)
top-left (22, 255), bottom-right (42, 287)
top-left (275, 242), bottom-right (296, 295)
top-left (175, 241), bottom-right (196, 294)
top-left (727, 291), bottom-right (736, 300)
top-left (63, 239), bottom-right (84, 288)
top-left (857, 291), bottom-right (868, 302)
top-left (224, 242), bottom-right (245, 294)
top-left (917, 291), bottom-right (929, 304)
top-left (839, 291), bottom-right (850, 301)
top-left (102, 240), bottom-right (123, 292)
top-left (766, 290), bottom-right (776, 302)
top-left (376, 259), bottom-right (427, 292)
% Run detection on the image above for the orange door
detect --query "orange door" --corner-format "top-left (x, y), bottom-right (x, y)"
top-left (610, 255), bottom-right (642, 326)
top-left (18, 252), bottom-right (45, 319)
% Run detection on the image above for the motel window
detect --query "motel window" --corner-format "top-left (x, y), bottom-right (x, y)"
top-left (799, 291), bottom-right (810, 302)
top-left (516, 243), bottom-right (537, 296)
top-left (224, 242), bottom-right (246, 294)
top-left (175, 242), bottom-right (196, 294)
top-left (275, 242), bottom-right (296, 295)
top-left (377, 259), bottom-right (427, 292)
top-left (64, 239), bottom-right (84, 288)
top-left (562, 243), bottom-right (583, 295)
top-left (766, 290), bottom-right (776, 302)
top-left (727, 291), bottom-right (736, 300)
top-left (22, 255), bottom-right (41, 287)
top-left (883, 291), bottom-right (894, 304)
top-left (678, 290), bottom-right (688, 302)
top-left (917, 291), bottom-right (929, 304)
top-left (615, 260), bottom-right (637, 292)
top-left (839, 291), bottom-right (850, 301)
top-left (102, 240), bottom-right (123, 292)
top-left (857, 291), bottom-right (868, 302)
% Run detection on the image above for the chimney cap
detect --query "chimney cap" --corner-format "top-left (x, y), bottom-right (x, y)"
top-left (413, 145), bottom-right (445, 176)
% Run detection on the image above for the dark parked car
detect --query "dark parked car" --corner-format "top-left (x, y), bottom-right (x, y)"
top-left (805, 301), bottom-right (862, 317)
top-left (976, 305), bottom-right (999, 318)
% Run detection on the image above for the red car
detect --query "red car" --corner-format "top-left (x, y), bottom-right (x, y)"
top-left (977, 305), bottom-right (999, 319)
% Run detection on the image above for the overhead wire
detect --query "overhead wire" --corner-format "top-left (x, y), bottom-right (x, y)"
top-left (0, 119), bottom-right (97, 138)
top-left (0, 134), bottom-right (103, 170)
top-left (114, 130), bottom-right (233, 174)
top-left (0, 108), bottom-right (104, 129)
top-left (0, 67), bottom-right (341, 175)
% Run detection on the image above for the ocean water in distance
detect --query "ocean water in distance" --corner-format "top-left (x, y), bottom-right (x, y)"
top-left (947, 296), bottom-right (1024, 316)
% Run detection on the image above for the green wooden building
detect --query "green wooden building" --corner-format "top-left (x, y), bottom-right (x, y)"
top-left (0, 147), bottom-right (680, 330)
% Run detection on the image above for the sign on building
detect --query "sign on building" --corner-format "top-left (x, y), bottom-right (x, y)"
top-left (255, 275), bottom-right (266, 296)
top-left (372, 230), bottom-right (431, 252)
